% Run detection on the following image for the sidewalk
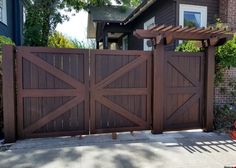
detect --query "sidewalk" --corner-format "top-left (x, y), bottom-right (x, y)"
top-left (0, 130), bottom-right (235, 168)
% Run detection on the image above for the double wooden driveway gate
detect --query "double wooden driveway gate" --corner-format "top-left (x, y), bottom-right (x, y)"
top-left (15, 47), bottom-right (152, 139)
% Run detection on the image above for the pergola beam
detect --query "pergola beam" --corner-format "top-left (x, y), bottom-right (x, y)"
top-left (134, 25), bottom-right (233, 46)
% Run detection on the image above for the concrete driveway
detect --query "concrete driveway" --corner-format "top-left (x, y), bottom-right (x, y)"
top-left (0, 130), bottom-right (235, 168)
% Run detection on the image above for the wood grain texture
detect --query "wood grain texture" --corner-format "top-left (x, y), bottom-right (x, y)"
top-left (90, 50), bottom-right (152, 134)
top-left (163, 51), bottom-right (205, 130)
top-left (204, 46), bottom-right (215, 131)
top-left (16, 47), bottom-right (89, 139)
top-left (2, 45), bottom-right (16, 143)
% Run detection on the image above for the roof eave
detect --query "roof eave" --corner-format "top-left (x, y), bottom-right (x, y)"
top-left (123, 0), bottom-right (157, 25)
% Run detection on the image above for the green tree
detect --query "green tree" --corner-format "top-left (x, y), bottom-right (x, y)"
top-left (24, 0), bottom-right (67, 46)
top-left (24, 0), bottom-right (141, 47)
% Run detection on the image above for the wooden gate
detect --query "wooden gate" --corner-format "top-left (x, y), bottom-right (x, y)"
top-left (164, 52), bottom-right (204, 130)
top-left (13, 47), bottom-right (152, 139)
top-left (90, 50), bottom-right (152, 133)
top-left (16, 47), bottom-right (89, 138)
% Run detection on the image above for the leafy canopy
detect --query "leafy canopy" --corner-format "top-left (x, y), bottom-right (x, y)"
top-left (24, 0), bottom-right (141, 47)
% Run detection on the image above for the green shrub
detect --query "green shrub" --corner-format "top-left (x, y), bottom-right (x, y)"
top-left (48, 32), bottom-right (76, 48)
top-left (214, 105), bottom-right (236, 130)
top-left (175, 41), bottom-right (201, 52)
top-left (0, 36), bottom-right (14, 49)
top-left (216, 35), bottom-right (236, 83)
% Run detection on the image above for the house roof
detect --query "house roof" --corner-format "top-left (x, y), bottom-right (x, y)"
top-left (123, 0), bottom-right (157, 24)
top-left (89, 0), bottom-right (157, 23)
top-left (89, 6), bottom-right (135, 22)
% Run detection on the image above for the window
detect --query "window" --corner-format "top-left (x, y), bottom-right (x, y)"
top-left (179, 4), bottom-right (207, 28)
top-left (122, 35), bottom-right (128, 50)
top-left (143, 17), bottom-right (155, 51)
top-left (0, 0), bottom-right (7, 25)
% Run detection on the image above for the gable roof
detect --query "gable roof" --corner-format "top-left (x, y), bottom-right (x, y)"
top-left (89, 6), bottom-right (135, 23)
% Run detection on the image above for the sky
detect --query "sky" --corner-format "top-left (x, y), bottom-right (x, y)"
top-left (56, 0), bottom-right (118, 44)
top-left (56, 9), bottom-right (89, 43)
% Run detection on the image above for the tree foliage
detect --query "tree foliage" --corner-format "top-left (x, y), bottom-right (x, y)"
top-left (24, 0), bottom-right (67, 46)
top-left (215, 35), bottom-right (236, 83)
top-left (24, 0), bottom-right (141, 47)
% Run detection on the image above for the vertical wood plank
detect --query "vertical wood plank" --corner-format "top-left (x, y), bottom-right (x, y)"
top-left (204, 46), bottom-right (215, 131)
top-left (2, 45), bottom-right (16, 143)
top-left (84, 50), bottom-right (90, 133)
top-left (90, 50), bottom-right (96, 133)
top-left (152, 44), bottom-right (165, 134)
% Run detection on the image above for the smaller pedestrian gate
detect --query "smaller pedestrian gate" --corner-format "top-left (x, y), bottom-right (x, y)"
top-left (2, 25), bottom-right (233, 142)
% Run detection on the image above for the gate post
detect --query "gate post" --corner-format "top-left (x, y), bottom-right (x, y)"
top-left (204, 45), bottom-right (215, 132)
top-left (152, 40), bottom-right (165, 134)
top-left (2, 45), bottom-right (16, 143)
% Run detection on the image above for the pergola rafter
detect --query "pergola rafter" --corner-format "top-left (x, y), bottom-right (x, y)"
top-left (134, 25), bottom-right (234, 46)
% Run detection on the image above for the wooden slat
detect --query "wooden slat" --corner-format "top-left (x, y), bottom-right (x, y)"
top-left (97, 88), bottom-right (148, 96)
top-left (197, 28), bottom-right (212, 34)
top-left (23, 96), bottom-right (84, 135)
top-left (21, 89), bottom-right (82, 97)
top-left (97, 95), bottom-right (147, 127)
top-left (167, 26), bottom-right (182, 33)
top-left (182, 27), bottom-right (197, 33)
top-left (160, 25), bottom-right (173, 32)
top-left (95, 53), bottom-right (149, 89)
top-left (167, 57), bottom-right (200, 87)
top-left (152, 24), bottom-right (165, 31)
top-left (134, 25), bottom-right (233, 45)
top-left (189, 27), bottom-right (205, 33)
top-left (166, 93), bottom-right (200, 123)
top-left (167, 87), bottom-right (200, 94)
top-left (18, 49), bottom-right (85, 90)
top-left (210, 29), bottom-right (226, 35)
top-left (176, 27), bottom-right (189, 32)
top-left (2, 45), bottom-right (16, 143)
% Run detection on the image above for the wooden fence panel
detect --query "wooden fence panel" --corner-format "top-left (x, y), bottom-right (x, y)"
top-left (90, 50), bottom-right (152, 133)
top-left (164, 52), bottom-right (205, 130)
top-left (16, 47), bottom-right (89, 139)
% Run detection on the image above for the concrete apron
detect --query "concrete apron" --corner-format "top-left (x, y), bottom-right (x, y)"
top-left (0, 130), bottom-right (235, 168)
